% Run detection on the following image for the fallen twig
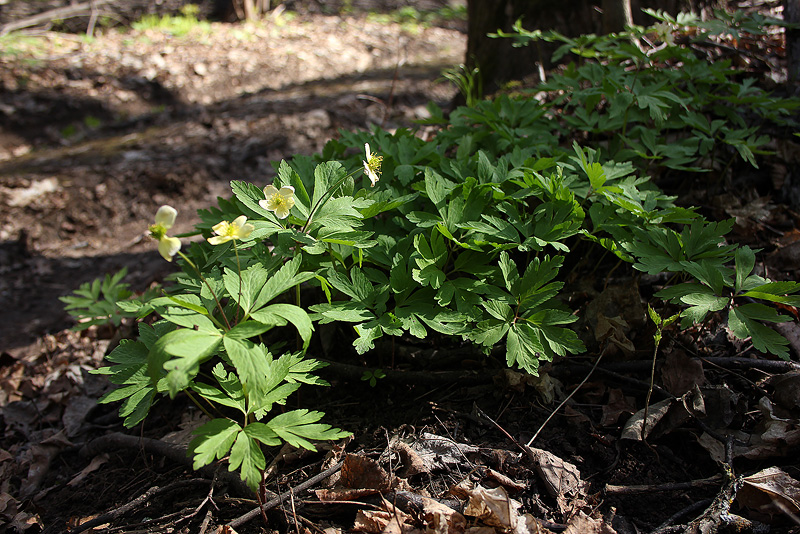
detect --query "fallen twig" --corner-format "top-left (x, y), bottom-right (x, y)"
top-left (605, 474), bottom-right (723, 495)
top-left (80, 432), bottom-right (259, 497)
top-left (319, 359), bottom-right (491, 386)
top-left (528, 345), bottom-right (608, 446)
top-left (227, 459), bottom-right (345, 529)
top-left (69, 479), bottom-right (207, 534)
top-left (0, 0), bottom-right (116, 35)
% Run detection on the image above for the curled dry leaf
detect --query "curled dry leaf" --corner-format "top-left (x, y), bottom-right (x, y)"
top-left (698, 397), bottom-right (800, 461)
top-left (660, 350), bottom-right (705, 396)
top-left (737, 467), bottom-right (800, 520)
top-left (524, 447), bottom-right (585, 515)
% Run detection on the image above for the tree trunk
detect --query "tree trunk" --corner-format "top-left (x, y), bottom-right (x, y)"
top-left (786, 0), bottom-right (800, 83)
top-left (465, 0), bottom-right (714, 94)
top-left (603, 0), bottom-right (633, 34)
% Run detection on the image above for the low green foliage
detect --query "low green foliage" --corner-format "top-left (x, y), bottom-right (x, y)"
top-left (131, 5), bottom-right (211, 37)
top-left (60, 268), bottom-right (159, 330)
top-left (70, 8), bottom-right (800, 495)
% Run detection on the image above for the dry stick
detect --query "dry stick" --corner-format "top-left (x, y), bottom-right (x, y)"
top-left (0, 0), bottom-right (116, 35)
top-left (69, 479), bottom-right (208, 534)
top-left (80, 432), bottom-right (259, 498)
top-left (527, 345), bottom-right (609, 447)
top-left (605, 474), bottom-right (723, 495)
top-left (227, 459), bottom-right (345, 529)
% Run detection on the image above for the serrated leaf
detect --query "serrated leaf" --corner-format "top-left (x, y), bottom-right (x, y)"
top-left (267, 409), bottom-right (351, 451)
top-left (735, 246), bottom-right (756, 293)
top-left (728, 304), bottom-right (792, 359)
top-left (228, 430), bottom-right (266, 492)
top-left (188, 418), bottom-right (241, 470)
top-left (223, 337), bottom-right (268, 396)
top-left (251, 303), bottom-right (313, 349)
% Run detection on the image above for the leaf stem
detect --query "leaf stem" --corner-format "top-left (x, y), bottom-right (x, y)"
top-left (178, 251), bottom-right (231, 331)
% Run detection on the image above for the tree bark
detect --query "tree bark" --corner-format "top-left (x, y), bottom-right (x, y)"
top-left (603, 0), bottom-right (633, 34)
top-left (786, 0), bottom-right (800, 83)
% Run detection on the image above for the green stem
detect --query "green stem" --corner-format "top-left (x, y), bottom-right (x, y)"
top-left (177, 251), bottom-right (231, 331)
top-left (185, 389), bottom-right (215, 421)
top-left (234, 240), bottom-right (243, 324)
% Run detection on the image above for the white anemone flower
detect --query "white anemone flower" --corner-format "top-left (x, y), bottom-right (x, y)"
top-left (149, 205), bottom-right (181, 262)
top-left (363, 143), bottom-right (382, 187)
top-left (260, 184), bottom-right (296, 219)
top-left (207, 215), bottom-right (255, 245)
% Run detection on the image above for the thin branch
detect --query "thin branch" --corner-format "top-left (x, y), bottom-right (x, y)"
top-left (227, 459), bottom-right (345, 529)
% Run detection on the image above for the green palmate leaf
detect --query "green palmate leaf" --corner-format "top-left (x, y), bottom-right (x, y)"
top-left (311, 161), bottom-right (347, 209)
top-left (224, 265), bottom-right (268, 315)
top-left (680, 291), bottom-right (729, 325)
top-left (244, 422), bottom-right (282, 447)
top-left (734, 245), bottom-right (756, 293)
top-left (728, 303), bottom-right (793, 359)
top-left (470, 318), bottom-right (509, 347)
top-left (188, 418), bottom-right (241, 470)
top-left (312, 196), bottom-right (363, 230)
top-left (250, 303), bottom-right (313, 349)
top-left (228, 430), bottom-right (266, 492)
top-left (743, 281), bottom-right (800, 306)
top-left (680, 260), bottom-right (729, 295)
top-left (150, 328), bottom-right (223, 397)
top-left (267, 409), bottom-right (351, 451)
top-left (310, 301), bottom-right (376, 323)
top-left (353, 324), bottom-right (382, 353)
top-left (159, 306), bottom-right (217, 332)
top-left (192, 381), bottom-right (245, 413)
top-left (278, 159), bottom-right (310, 218)
top-left (251, 256), bottom-right (315, 312)
top-left (225, 320), bottom-right (272, 340)
top-left (223, 337), bottom-right (269, 397)
top-left (506, 322), bottom-right (547, 375)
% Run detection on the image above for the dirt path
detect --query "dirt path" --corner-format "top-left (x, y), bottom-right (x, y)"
top-left (0, 11), bottom-right (464, 350)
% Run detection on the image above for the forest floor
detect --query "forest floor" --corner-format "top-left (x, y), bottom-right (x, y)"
top-left (2, 3), bottom-right (800, 534)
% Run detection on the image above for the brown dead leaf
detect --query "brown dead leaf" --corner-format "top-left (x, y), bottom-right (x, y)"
top-left (340, 453), bottom-right (393, 491)
top-left (563, 511), bottom-right (617, 534)
top-left (698, 397), bottom-right (800, 461)
top-left (393, 440), bottom-right (427, 477)
top-left (67, 453), bottom-right (109, 487)
top-left (738, 467), bottom-right (800, 520)
top-left (462, 485), bottom-right (522, 528)
top-left (621, 398), bottom-right (673, 441)
top-left (769, 371), bottom-right (800, 413)
top-left (601, 388), bottom-right (636, 427)
top-left (524, 447), bottom-right (584, 514)
top-left (661, 350), bottom-right (705, 396)
top-left (412, 433), bottom-right (480, 473)
top-left (418, 495), bottom-right (466, 534)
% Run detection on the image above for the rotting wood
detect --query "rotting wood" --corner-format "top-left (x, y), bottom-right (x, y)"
top-left (0, 0), bottom-right (116, 36)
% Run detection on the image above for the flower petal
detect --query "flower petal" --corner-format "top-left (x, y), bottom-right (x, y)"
top-left (239, 222), bottom-right (255, 238)
top-left (158, 236), bottom-right (181, 261)
top-left (155, 205), bottom-right (177, 229)
top-left (279, 185), bottom-right (295, 196)
top-left (231, 215), bottom-right (248, 229)
top-left (263, 184), bottom-right (279, 197)
top-left (212, 221), bottom-right (228, 235)
top-left (207, 235), bottom-right (230, 245)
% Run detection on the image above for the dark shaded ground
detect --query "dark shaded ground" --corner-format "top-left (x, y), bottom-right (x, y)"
top-left (2, 3), bottom-right (800, 534)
